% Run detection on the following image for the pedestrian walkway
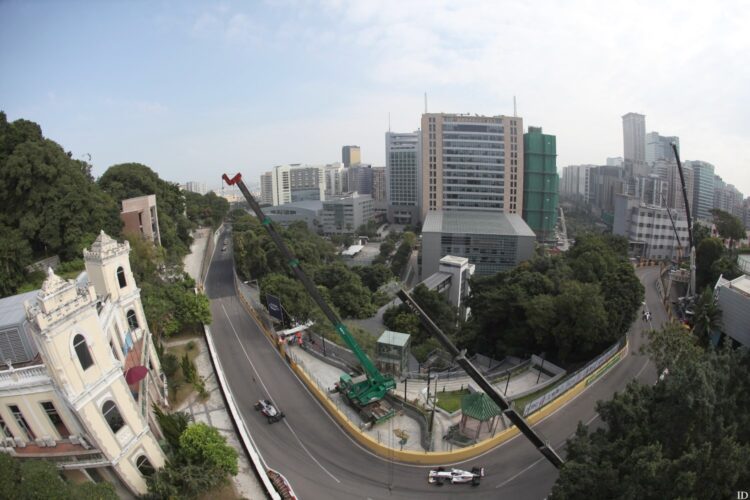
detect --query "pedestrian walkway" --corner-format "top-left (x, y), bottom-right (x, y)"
top-left (165, 337), bottom-right (265, 500)
top-left (183, 227), bottom-right (210, 282)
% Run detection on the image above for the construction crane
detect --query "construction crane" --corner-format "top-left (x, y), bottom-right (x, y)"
top-left (672, 143), bottom-right (696, 298)
top-left (397, 288), bottom-right (564, 469)
top-left (222, 173), bottom-right (396, 423)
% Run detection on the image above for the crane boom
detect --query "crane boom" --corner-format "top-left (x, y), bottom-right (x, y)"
top-left (222, 173), bottom-right (395, 408)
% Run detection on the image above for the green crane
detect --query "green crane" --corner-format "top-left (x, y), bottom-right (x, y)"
top-left (222, 173), bottom-right (396, 420)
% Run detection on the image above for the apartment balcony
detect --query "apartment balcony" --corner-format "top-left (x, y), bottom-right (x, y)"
top-left (3, 436), bottom-right (107, 467)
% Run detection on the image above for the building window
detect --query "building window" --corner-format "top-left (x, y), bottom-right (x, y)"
top-left (41, 401), bottom-right (71, 439)
top-left (117, 266), bottom-right (127, 288)
top-left (73, 334), bottom-right (94, 371)
top-left (102, 401), bottom-right (125, 434)
top-left (136, 455), bottom-right (155, 476)
top-left (0, 415), bottom-right (14, 439)
top-left (126, 310), bottom-right (139, 330)
top-left (8, 405), bottom-right (35, 441)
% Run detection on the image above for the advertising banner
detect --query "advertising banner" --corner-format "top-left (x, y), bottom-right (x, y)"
top-left (266, 294), bottom-right (284, 322)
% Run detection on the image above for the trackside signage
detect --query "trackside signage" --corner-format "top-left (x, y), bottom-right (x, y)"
top-left (523, 341), bottom-right (623, 417)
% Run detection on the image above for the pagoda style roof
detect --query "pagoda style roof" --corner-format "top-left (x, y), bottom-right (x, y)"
top-left (460, 392), bottom-right (501, 421)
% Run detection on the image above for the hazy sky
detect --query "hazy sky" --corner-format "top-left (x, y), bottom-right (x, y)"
top-left (1, 1), bottom-right (748, 194)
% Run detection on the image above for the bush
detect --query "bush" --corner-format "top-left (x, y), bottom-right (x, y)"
top-left (161, 353), bottom-right (179, 378)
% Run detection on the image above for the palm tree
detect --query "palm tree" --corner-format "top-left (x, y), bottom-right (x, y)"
top-left (691, 288), bottom-right (723, 348)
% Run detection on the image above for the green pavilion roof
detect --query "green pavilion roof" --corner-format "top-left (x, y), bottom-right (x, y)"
top-left (461, 392), bottom-right (501, 421)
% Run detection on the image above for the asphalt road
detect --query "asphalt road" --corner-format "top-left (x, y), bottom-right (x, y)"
top-left (206, 233), bottom-right (663, 500)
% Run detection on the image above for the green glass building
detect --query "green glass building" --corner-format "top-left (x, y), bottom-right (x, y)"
top-left (523, 127), bottom-right (559, 241)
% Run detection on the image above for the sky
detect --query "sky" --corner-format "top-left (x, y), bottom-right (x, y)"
top-left (1, 0), bottom-right (749, 194)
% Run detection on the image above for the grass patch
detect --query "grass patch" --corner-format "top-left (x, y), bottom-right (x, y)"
top-left (435, 388), bottom-right (470, 413)
top-left (166, 343), bottom-right (201, 407)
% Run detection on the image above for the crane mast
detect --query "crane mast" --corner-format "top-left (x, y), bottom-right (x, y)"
top-left (222, 173), bottom-right (395, 416)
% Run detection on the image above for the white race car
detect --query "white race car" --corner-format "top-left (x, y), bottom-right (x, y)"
top-left (254, 399), bottom-right (285, 424)
top-left (428, 466), bottom-right (484, 486)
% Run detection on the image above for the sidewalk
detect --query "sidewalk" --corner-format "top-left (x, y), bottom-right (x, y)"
top-left (165, 337), bottom-right (265, 500)
top-left (183, 228), bottom-right (210, 282)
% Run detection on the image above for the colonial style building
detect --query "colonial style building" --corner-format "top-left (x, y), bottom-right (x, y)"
top-left (0, 231), bottom-right (167, 496)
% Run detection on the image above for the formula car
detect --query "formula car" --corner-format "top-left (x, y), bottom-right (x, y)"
top-left (254, 399), bottom-right (285, 423)
top-left (428, 466), bottom-right (484, 486)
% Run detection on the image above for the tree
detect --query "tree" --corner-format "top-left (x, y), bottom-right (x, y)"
top-left (711, 209), bottom-right (745, 249)
top-left (551, 324), bottom-right (750, 499)
top-left (152, 406), bottom-right (192, 453)
top-left (0, 453), bottom-right (118, 499)
top-left (179, 422), bottom-right (238, 477)
top-left (353, 264), bottom-right (393, 292)
top-left (184, 191), bottom-right (230, 229)
top-left (690, 288), bottom-right (722, 348)
top-left (0, 113), bottom-right (121, 263)
top-left (260, 273), bottom-right (315, 322)
top-left (695, 237), bottom-right (725, 290)
top-left (0, 224), bottom-right (33, 296)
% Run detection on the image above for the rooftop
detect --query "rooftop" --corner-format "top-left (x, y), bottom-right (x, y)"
top-left (0, 289), bottom-right (38, 327)
top-left (717, 274), bottom-right (750, 297)
top-left (377, 330), bottom-right (410, 347)
top-left (422, 210), bottom-right (536, 237)
top-left (267, 200), bottom-right (324, 212)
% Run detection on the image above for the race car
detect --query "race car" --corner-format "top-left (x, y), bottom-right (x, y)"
top-left (428, 466), bottom-right (484, 486)
top-left (254, 399), bottom-right (285, 423)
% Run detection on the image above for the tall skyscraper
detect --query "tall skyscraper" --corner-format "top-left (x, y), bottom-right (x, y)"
top-left (420, 113), bottom-right (522, 222)
top-left (522, 126), bottom-right (558, 241)
top-left (686, 160), bottom-right (716, 221)
top-left (645, 132), bottom-right (679, 164)
top-left (342, 145), bottom-right (361, 167)
top-left (372, 166), bottom-right (386, 202)
top-left (324, 163), bottom-right (346, 196)
top-left (622, 112), bottom-right (646, 177)
top-left (386, 131), bottom-right (421, 225)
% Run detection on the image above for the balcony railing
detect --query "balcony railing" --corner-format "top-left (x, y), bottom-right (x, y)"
top-left (0, 365), bottom-right (51, 390)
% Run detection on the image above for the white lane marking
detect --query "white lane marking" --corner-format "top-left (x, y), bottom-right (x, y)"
top-left (221, 304), bottom-right (341, 484)
top-left (584, 413), bottom-right (599, 426)
top-left (495, 457), bottom-right (545, 489)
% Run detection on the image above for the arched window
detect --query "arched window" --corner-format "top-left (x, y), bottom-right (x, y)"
top-left (73, 334), bottom-right (93, 370)
top-left (136, 455), bottom-right (155, 476)
top-left (102, 400), bottom-right (124, 434)
top-left (117, 266), bottom-right (127, 288)
top-left (126, 310), bottom-right (139, 330)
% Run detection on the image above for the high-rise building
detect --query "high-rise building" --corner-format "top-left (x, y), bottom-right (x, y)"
top-left (183, 181), bottom-right (207, 195)
top-left (654, 160), bottom-right (693, 213)
top-left (522, 126), bottom-right (558, 241)
top-left (606, 157), bottom-right (624, 167)
top-left (686, 160), bottom-right (716, 221)
top-left (590, 165), bottom-right (626, 217)
top-left (713, 175), bottom-right (744, 216)
top-left (259, 164), bottom-right (325, 206)
top-left (321, 193), bottom-right (373, 234)
top-left (420, 113), bottom-right (523, 222)
top-left (342, 145), bottom-right (361, 167)
top-left (372, 167), bottom-right (386, 202)
top-left (645, 132), bottom-right (679, 165)
top-left (622, 112), bottom-right (646, 178)
top-left (323, 163), bottom-right (346, 196)
top-left (346, 164), bottom-right (374, 194)
top-left (560, 164), bottom-right (595, 203)
top-left (386, 131), bottom-right (421, 225)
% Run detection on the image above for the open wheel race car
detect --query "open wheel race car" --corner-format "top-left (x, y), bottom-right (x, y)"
top-left (254, 399), bottom-right (285, 424)
top-left (428, 466), bottom-right (485, 486)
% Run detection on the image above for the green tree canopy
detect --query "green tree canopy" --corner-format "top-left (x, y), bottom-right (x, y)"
top-left (551, 324), bottom-right (750, 499)
top-left (0, 454), bottom-right (118, 500)
top-left (184, 191), bottom-right (230, 229)
top-left (179, 422), bottom-right (238, 477)
top-left (695, 237), bottom-right (726, 290)
top-left (0, 112), bottom-right (121, 265)
top-left (711, 209), bottom-right (745, 247)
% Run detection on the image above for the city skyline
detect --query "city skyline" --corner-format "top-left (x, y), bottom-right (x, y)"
top-left (1, 1), bottom-right (748, 195)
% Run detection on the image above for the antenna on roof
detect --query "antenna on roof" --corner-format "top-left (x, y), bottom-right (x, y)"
top-left (514, 96), bottom-right (517, 117)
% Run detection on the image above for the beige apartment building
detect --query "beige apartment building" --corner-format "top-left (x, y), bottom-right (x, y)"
top-left (0, 231), bottom-right (167, 496)
top-left (420, 113), bottom-right (523, 222)
top-left (120, 194), bottom-right (161, 245)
